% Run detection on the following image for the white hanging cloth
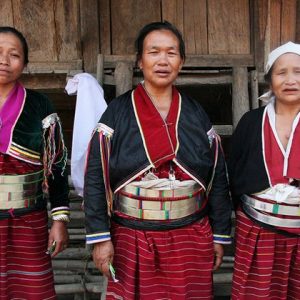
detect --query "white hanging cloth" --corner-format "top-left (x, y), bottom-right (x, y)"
top-left (65, 73), bottom-right (107, 196)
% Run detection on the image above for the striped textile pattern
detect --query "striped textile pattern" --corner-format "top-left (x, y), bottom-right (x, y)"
top-left (106, 217), bottom-right (214, 300)
top-left (232, 209), bottom-right (300, 300)
top-left (0, 154), bottom-right (56, 299)
top-left (0, 210), bottom-right (56, 299)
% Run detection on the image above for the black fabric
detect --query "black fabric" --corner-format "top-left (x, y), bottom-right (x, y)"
top-left (0, 89), bottom-right (69, 219)
top-left (84, 89), bottom-right (232, 238)
top-left (228, 107), bottom-right (270, 207)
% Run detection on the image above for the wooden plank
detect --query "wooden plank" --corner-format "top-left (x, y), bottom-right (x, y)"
top-left (183, 0), bottom-right (207, 54)
top-left (12, 0), bottom-right (57, 61)
top-left (297, 0), bottom-right (300, 43)
top-left (104, 74), bottom-right (232, 86)
top-left (208, 0), bottom-right (250, 54)
top-left (99, 0), bottom-right (111, 54)
top-left (20, 74), bottom-right (70, 90)
top-left (102, 54), bottom-right (254, 68)
top-left (269, 0), bottom-right (281, 50)
top-left (80, 0), bottom-right (100, 73)
top-left (111, 0), bottom-right (161, 54)
top-left (280, 0), bottom-right (297, 43)
top-left (0, 0), bottom-right (13, 26)
top-left (114, 62), bottom-right (133, 96)
top-left (54, 0), bottom-right (81, 61)
top-left (253, 0), bottom-right (269, 71)
top-left (24, 61), bottom-right (82, 73)
top-left (232, 67), bottom-right (250, 128)
top-left (250, 70), bottom-right (259, 109)
top-left (161, 0), bottom-right (184, 34)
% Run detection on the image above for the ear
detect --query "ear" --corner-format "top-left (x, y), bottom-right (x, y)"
top-left (138, 60), bottom-right (143, 70)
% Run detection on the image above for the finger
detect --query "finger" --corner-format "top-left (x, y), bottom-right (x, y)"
top-left (101, 261), bottom-right (111, 278)
top-left (213, 256), bottom-right (223, 271)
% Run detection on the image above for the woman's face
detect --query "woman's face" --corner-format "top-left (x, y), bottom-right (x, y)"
top-left (138, 29), bottom-right (183, 91)
top-left (271, 53), bottom-right (300, 106)
top-left (0, 32), bottom-right (25, 86)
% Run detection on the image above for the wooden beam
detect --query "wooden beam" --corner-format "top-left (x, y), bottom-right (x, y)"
top-left (102, 54), bottom-right (254, 68)
top-left (24, 61), bottom-right (83, 74)
top-left (232, 67), bottom-right (250, 128)
top-left (80, 0), bottom-right (100, 73)
top-left (114, 62), bottom-right (133, 96)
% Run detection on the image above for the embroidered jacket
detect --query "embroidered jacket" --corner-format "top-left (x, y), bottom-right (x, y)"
top-left (0, 86), bottom-right (69, 219)
top-left (84, 87), bottom-right (232, 245)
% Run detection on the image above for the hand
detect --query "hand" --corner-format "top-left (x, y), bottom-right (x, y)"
top-left (48, 220), bottom-right (69, 257)
top-left (92, 240), bottom-right (114, 278)
top-left (213, 243), bottom-right (224, 271)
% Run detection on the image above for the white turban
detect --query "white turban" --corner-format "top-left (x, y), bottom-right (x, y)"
top-left (265, 41), bottom-right (300, 74)
top-left (259, 41), bottom-right (300, 103)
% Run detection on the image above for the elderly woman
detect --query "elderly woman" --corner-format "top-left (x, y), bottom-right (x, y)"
top-left (229, 41), bottom-right (300, 299)
top-left (84, 21), bottom-right (232, 299)
top-left (0, 27), bottom-right (69, 299)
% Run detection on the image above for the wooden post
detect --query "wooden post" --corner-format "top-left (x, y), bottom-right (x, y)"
top-left (250, 70), bottom-right (259, 109)
top-left (232, 67), bottom-right (250, 129)
top-left (97, 54), bottom-right (104, 85)
top-left (114, 62), bottom-right (133, 97)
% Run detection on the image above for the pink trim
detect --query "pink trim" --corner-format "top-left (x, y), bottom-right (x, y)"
top-left (0, 82), bottom-right (26, 153)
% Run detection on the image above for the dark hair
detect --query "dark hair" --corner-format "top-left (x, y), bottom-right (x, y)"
top-left (0, 26), bottom-right (29, 65)
top-left (264, 66), bottom-right (273, 84)
top-left (135, 21), bottom-right (185, 62)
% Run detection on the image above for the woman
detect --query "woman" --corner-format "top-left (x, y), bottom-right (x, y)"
top-left (229, 41), bottom-right (300, 299)
top-left (84, 21), bottom-right (232, 299)
top-left (0, 27), bottom-right (69, 299)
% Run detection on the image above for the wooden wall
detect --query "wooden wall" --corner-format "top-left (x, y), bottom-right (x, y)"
top-left (0, 0), bottom-right (299, 76)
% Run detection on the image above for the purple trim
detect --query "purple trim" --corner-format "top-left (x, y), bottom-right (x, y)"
top-left (0, 82), bottom-right (25, 153)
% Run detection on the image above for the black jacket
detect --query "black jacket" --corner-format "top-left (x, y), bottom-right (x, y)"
top-left (84, 90), bottom-right (232, 241)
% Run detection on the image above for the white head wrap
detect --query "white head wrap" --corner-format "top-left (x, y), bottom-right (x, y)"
top-left (259, 41), bottom-right (300, 103)
top-left (265, 41), bottom-right (300, 74)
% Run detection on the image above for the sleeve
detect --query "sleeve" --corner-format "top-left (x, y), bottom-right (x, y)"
top-left (227, 113), bottom-right (249, 208)
top-left (41, 95), bottom-right (70, 222)
top-left (84, 131), bottom-right (111, 244)
top-left (83, 104), bottom-right (115, 245)
top-left (207, 131), bottom-right (232, 244)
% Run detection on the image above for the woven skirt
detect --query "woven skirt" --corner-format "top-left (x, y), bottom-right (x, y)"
top-left (232, 209), bottom-right (300, 300)
top-left (106, 216), bottom-right (214, 300)
top-left (0, 210), bottom-right (56, 300)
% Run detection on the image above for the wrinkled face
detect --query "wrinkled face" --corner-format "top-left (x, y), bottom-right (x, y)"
top-left (271, 53), bottom-right (300, 106)
top-left (0, 32), bottom-right (25, 86)
top-left (138, 29), bottom-right (183, 91)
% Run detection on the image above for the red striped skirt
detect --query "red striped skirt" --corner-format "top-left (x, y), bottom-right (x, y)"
top-left (232, 209), bottom-right (300, 300)
top-left (106, 216), bottom-right (214, 300)
top-left (0, 210), bottom-right (56, 300)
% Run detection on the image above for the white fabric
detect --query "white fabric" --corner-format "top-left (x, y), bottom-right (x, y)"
top-left (265, 41), bottom-right (300, 73)
top-left (65, 73), bottom-right (107, 196)
top-left (254, 184), bottom-right (300, 205)
top-left (259, 41), bottom-right (300, 103)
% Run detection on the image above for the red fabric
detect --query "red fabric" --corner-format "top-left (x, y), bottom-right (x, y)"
top-left (287, 121), bottom-right (300, 179)
top-left (133, 83), bottom-right (179, 168)
top-left (263, 115), bottom-right (289, 185)
top-left (0, 152), bottom-right (40, 175)
top-left (0, 154), bottom-right (55, 299)
top-left (232, 209), bottom-right (300, 300)
top-left (106, 217), bottom-right (214, 300)
top-left (264, 113), bottom-right (300, 184)
top-left (0, 210), bottom-right (56, 300)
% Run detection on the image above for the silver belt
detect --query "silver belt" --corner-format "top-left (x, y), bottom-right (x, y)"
top-left (242, 202), bottom-right (300, 228)
top-left (116, 189), bottom-right (206, 220)
top-left (122, 183), bottom-right (200, 199)
top-left (0, 171), bottom-right (43, 209)
top-left (242, 195), bottom-right (300, 216)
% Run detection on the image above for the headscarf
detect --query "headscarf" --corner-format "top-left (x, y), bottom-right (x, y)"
top-left (259, 41), bottom-right (300, 103)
